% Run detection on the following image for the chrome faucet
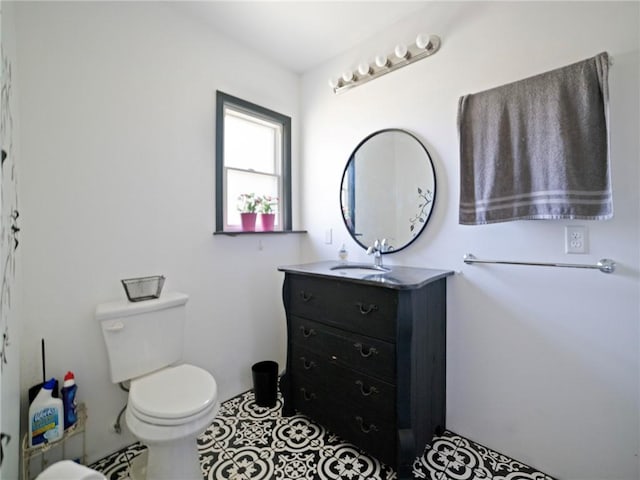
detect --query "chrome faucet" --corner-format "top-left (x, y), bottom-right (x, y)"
top-left (366, 239), bottom-right (390, 268)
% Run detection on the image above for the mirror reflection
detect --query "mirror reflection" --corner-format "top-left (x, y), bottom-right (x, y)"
top-left (340, 129), bottom-right (436, 253)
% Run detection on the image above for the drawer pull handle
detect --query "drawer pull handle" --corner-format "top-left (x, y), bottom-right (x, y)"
top-left (355, 416), bottom-right (379, 434)
top-left (300, 388), bottom-right (317, 401)
top-left (353, 343), bottom-right (378, 358)
top-left (355, 380), bottom-right (379, 397)
top-left (299, 291), bottom-right (313, 302)
top-left (300, 357), bottom-right (316, 370)
top-left (356, 302), bottom-right (378, 315)
top-left (330, 355), bottom-right (338, 361)
top-left (299, 326), bottom-right (316, 338)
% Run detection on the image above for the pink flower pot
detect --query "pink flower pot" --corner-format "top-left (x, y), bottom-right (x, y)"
top-left (260, 213), bottom-right (275, 231)
top-left (240, 212), bottom-right (257, 231)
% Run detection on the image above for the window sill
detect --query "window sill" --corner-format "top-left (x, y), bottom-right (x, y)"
top-left (213, 230), bottom-right (307, 237)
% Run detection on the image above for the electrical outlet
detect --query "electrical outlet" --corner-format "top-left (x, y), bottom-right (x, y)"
top-left (565, 226), bottom-right (588, 254)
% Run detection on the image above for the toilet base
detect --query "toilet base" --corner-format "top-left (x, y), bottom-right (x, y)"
top-left (127, 450), bottom-right (147, 480)
top-left (137, 436), bottom-right (201, 480)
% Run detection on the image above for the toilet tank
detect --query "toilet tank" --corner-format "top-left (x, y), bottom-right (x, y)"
top-left (96, 292), bottom-right (189, 384)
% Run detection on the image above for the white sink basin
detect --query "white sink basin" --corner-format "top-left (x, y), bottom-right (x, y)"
top-left (329, 264), bottom-right (391, 275)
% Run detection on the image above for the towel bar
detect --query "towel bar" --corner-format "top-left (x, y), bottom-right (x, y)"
top-left (463, 254), bottom-right (615, 274)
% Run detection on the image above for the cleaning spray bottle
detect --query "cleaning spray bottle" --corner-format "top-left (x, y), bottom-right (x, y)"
top-left (29, 378), bottom-right (64, 447)
top-left (61, 371), bottom-right (78, 430)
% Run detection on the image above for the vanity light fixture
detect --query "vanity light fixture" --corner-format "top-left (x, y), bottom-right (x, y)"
top-left (394, 44), bottom-right (409, 60)
top-left (342, 70), bottom-right (354, 82)
top-left (416, 33), bottom-right (433, 50)
top-left (328, 77), bottom-right (340, 89)
top-left (375, 54), bottom-right (390, 68)
top-left (329, 33), bottom-right (441, 94)
top-left (358, 62), bottom-right (372, 76)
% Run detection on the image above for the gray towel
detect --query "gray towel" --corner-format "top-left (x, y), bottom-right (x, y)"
top-left (458, 52), bottom-right (611, 225)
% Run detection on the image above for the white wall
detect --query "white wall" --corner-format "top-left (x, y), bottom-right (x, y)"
top-left (300, 2), bottom-right (639, 479)
top-left (0, 2), bottom-right (22, 478)
top-left (15, 1), bottom-right (301, 462)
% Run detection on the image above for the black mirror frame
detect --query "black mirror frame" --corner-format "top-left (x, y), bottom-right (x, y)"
top-left (339, 128), bottom-right (437, 254)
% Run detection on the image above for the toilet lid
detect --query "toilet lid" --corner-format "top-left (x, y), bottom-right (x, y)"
top-left (129, 364), bottom-right (217, 420)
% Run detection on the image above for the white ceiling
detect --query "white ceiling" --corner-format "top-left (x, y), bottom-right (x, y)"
top-left (169, 1), bottom-right (430, 73)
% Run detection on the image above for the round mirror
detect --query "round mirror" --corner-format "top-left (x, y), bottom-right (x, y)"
top-left (340, 129), bottom-right (436, 253)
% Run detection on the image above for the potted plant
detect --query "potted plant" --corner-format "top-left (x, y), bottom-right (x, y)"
top-left (258, 195), bottom-right (278, 231)
top-left (237, 193), bottom-right (259, 231)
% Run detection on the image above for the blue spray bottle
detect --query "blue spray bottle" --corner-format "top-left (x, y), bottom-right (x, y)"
top-left (61, 371), bottom-right (78, 429)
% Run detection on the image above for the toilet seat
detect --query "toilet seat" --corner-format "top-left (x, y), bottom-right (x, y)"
top-left (129, 364), bottom-right (217, 426)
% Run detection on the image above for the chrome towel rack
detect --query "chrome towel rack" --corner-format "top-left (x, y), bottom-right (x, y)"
top-left (463, 253), bottom-right (616, 274)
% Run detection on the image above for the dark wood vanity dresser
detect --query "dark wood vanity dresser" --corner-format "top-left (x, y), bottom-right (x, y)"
top-left (278, 261), bottom-right (453, 478)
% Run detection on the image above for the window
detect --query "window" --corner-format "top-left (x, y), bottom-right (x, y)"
top-left (215, 91), bottom-right (292, 232)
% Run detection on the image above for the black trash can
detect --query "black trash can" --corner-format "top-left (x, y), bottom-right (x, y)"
top-left (251, 360), bottom-right (278, 407)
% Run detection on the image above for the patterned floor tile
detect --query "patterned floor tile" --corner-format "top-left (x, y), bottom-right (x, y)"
top-left (228, 416), bottom-right (278, 449)
top-left (272, 449), bottom-right (322, 480)
top-left (272, 413), bottom-right (329, 453)
top-left (316, 443), bottom-right (366, 479)
top-left (88, 442), bottom-right (146, 480)
top-left (210, 445), bottom-right (275, 480)
top-left (198, 436), bottom-right (228, 477)
top-left (353, 450), bottom-right (395, 480)
top-left (452, 437), bottom-right (556, 480)
top-left (90, 390), bottom-right (554, 480)
top-left (412, 431), bottom-right (464, 480)
top-left (436, 444), bottom-right (494, 480)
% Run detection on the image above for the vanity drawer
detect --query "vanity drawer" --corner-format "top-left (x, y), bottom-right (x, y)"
top-left (290, 316), bottom-right (396, 382)
top-left (291, 377), bottom-right (397, 467)
top-left (287, 275), bottom-right (398, 340)
top-left (290, 345), bottom-right (396, 417)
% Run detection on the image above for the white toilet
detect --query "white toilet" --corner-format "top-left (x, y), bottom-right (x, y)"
top-left (96, 292), bottom-right (218, 480)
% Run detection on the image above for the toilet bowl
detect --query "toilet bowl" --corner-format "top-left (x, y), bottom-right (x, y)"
top-left (125, 364), bottom-right (219, 479)
top-left (96, 292), bottom-right (218, 480)
top-left (36, 460), bottom-right (106, 480)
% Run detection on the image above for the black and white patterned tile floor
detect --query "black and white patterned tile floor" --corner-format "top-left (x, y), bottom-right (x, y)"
top-left (90, 390), bottom-right (555, 480)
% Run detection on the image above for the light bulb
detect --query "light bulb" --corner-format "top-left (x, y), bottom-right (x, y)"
top-left (375, 54), bottom-right (389, 68)
top-left (358, 62), bottom-right (372, 76)
top-left (342, 70), bottom-right (354, 82)
top-left (328, 77), bottom-right (340, 89)
top-left (394, 44), bottom-right (408, 59)
top-left (416, 33), bottom-right (432, 50)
